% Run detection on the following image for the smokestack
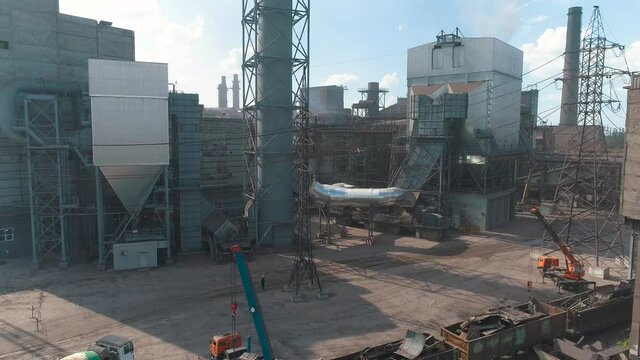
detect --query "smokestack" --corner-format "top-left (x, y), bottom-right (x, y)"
top-left (559, 6), bottom-right (582, 126)
top-left (255, 0), bottom-right (294, 246)
top-left (232, 74), bottom-right (240, 110)
top-left (217, 76), bottom-right (228, 108)
top-left (367, 82), bottom-right (380, 118)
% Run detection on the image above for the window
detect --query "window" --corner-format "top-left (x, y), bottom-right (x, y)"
top-left (0, 41), bottom-right (8, 50)
top-left (0, 228), bottom-right (14, 242)
top-left (123, 341), bottom-right (134, 354)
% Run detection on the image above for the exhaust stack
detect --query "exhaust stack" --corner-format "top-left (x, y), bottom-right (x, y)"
top-left (232, 74), bottom-right (240, 110)
top-left (217, 76), bottom-right (228, 108)
top-left (559, 6), bottom-right (582, 126)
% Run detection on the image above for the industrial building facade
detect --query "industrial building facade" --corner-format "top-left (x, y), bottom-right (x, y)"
top-left (0, 1), bottom-right (529, 266)
top-left (0, 0), bottom-right (135, 260)
top-left (403, 32), bottom-right (523, 230)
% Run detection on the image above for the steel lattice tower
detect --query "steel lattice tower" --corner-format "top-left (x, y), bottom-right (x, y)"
top-left (546, 6), bottom-right (626, 266)
top-left (242, 1), bottom-right (323, 300)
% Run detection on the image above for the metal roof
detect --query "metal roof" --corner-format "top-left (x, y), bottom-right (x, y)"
top-left (97, 335), bottom-right (130, 348)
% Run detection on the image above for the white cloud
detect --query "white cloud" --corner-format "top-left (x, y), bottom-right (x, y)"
top-left (59, 0), bottom-right (222, 105)
top-left (323, 73), bottom-right (359, 86)
top-left (528, 15), bottom-right (549, 24)
top-left (380, 72), bottom-right (400, 89)
top-left (457, 0), bottom-right (522, 40)
top-left (216, 48), bottom-right (242, 77)
top-left (520, 26), bottom-right (566, 79)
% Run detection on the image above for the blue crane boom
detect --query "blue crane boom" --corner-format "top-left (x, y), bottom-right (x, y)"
top-left (230, 245), bottom-right (274, 360)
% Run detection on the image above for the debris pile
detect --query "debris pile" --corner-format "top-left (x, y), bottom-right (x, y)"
top-left (455, 301), bottom-right (547, 340)
top-left (555, 281), bottom-right (634, 312)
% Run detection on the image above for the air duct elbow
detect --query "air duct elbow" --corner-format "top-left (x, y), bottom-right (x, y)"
top-left (310, 180), bottom-right (418, 208)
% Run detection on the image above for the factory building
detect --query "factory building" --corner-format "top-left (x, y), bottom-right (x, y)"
top-left (401, 30), bottom-right (523, 230)
top-left (0, 0), bottom-right (135, 262)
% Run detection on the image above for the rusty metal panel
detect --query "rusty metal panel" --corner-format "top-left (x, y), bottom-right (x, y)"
top-left (441, 300), bottom-right (566, 360)
top-left (550, 285), bottom-right (633, 336)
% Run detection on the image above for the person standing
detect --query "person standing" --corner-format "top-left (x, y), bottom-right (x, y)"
top-left (260, 274), bottom-right (266, 291)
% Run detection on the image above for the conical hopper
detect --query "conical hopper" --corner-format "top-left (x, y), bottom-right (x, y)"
top-left (100, 165), bottom-right (164, 216)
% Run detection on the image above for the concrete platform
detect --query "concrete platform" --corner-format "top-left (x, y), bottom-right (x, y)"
top-left (0, 216), bottom-right (624, 359)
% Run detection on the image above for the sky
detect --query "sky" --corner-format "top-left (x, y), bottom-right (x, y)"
top-left (59, 0), bottom-right (640, 128)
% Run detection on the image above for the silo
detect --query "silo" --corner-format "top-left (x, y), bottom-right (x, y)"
top-left (89, 59), bottom-right (169, 216)
top-left (559, 6), bottom-right (582, 127)
top-left (256, 0), bottom-right (293, 246)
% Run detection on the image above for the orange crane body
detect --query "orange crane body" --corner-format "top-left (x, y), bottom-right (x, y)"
top-left (531, 208), bottom-right (585, 281)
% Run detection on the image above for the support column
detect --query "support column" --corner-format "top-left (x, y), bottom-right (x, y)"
top-left (26, 134), bottom-right (38, 267)
top-left (631, 231), bottom-right (637, 281)
top-left (164, 166), bottom-right (172, 263)
top-left (54, 100), bottom-right (68, 268)
top-left (95, 167), bottom-right (106, 270)
top-left (631, 220), bottom-right (640, 359)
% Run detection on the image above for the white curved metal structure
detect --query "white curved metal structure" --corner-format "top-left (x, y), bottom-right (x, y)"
top-left (310, 180), bottom-right (418, 208)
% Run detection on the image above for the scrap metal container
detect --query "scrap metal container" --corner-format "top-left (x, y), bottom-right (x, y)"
top-left (549, 283), bottom-right (633, 336)
top-left (440, 299), bottom-right (566, 360)
top-left (330, 331), bottom-right (458, 360)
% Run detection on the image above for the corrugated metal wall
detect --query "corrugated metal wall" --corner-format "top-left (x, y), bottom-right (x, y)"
top-left (201, 110), bottom-right (244, 217)
top-left (170, 93), bottom-right (203, 253)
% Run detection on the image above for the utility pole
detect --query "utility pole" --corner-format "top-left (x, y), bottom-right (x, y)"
top-left (546, 6), bottom-right (626, 267)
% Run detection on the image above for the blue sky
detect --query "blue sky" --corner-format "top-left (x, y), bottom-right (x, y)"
top-left (59, 0), bottom-right (640, 127)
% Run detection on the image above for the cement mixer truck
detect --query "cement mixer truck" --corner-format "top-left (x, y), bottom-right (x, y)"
top-left (59, 335), bottom-right (134, 360)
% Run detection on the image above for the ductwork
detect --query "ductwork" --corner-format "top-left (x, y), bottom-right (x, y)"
top-left (0, 78), bottom-right (83, 142)
top-left (310, 180), bottom-right (418, 208)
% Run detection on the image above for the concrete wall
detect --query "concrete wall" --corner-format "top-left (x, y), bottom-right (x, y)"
top-left (622, 75), bottom-right (640, 219)
top-left (0, 0), bottom-right (134, 85)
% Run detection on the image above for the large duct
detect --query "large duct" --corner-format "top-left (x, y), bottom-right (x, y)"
top-left (256, 0), bottom-right (294, 246)
top-left (0, 78), bottom-right (82, 142)
top-left (559, 6), bottom-right (582, 127)
top-left (218, 76), bottom-right (228, 108)
top-left (232, 74), bottom-right (240, 110)
top-left (310, 181), bottom-right (418, 208)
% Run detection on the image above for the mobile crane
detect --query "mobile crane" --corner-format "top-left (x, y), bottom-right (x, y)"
top-left (531, 207), bottom-right (595, 291)
top-left (210, 245), bottom-right (274, 360)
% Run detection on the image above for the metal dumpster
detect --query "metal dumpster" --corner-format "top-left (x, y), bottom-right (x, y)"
top-left (330, 330), bottom-right (458, 360)
top-left (549, 283), bottom-right (633, 337)
top-left (440, 299), bottom-right (566, 360)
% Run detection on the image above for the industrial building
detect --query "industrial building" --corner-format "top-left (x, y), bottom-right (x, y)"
top-left (1, 1), bottom-right (639, 359)
top-left (0, 0), bottom-right (136, 264)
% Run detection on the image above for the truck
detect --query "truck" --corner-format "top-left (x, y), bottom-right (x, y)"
top-left (531, 207), bottom-right (596, 291)
top-left (60, 335), bottom-right (134, 360)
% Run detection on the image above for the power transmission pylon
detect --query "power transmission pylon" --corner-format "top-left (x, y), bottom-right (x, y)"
top-left (545, 6), bottom-right (626, 267)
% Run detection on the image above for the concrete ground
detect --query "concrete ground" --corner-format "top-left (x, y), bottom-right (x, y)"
top-left (0, 215), bottom-right (628, 360)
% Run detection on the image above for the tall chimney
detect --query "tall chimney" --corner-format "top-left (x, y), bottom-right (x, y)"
top-left (559, 6), bottom-right (582, 126)
top-left (367, 82), bottom-right (380, 118)
top-left (232, 74), bottom-right (240, 110)
top-left (218, 76), bottom-right (228, 108)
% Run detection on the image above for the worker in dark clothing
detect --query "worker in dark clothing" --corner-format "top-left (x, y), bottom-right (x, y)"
top-left (260, 274), bottom-right (266, 291)
top-left (230, 301), bottom-right (238, 319)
